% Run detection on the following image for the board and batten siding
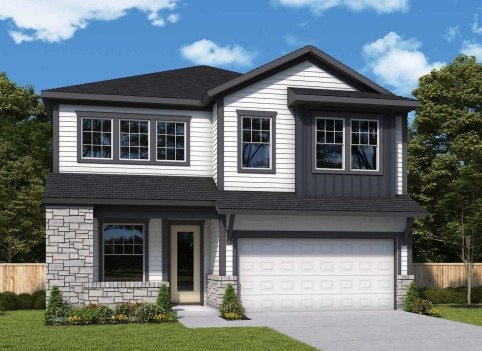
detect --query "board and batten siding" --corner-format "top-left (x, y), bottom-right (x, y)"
top-left (222, 61), bottom-right (356, 192)
top-left (395, 116), bottom-right (404, 195)
top-left (58, 105), bottom-right (213, 176)
top-left (148, 219), bottom-right (163, 281)
top-left (234, 215), bottom-right (406, 233)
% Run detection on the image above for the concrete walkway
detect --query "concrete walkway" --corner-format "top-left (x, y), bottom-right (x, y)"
top-left (175, 307), bottom-right (482, 351)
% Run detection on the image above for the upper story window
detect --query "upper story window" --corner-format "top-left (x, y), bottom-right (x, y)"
top-left (313, 114), bottom-right (381, 174)
top-left (351, 120), bottom-right (378, 170)
top-left (157, 121), bottom-right (185, 162)
top-left (77, 111), bottom-right (190, 166)
top-left (237, 110), bottom-right (277, 174)
top-left (81, 118), bottom-right (112, 159)
top-left (120, 120), bottom-right (149, 160)
top-left (315, 118), bottom-right (344, 169)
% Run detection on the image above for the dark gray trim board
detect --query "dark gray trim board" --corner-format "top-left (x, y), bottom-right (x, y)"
top-left (237, 109), bottom-right (277, 174)
top-left (94, 205), bottom-right (218, 219)
top-left (218, 208), bottom-right (425, 217)
top-left (52, 103), bottom-right (59, 173)
top-left (219, 216), bottom-right (227, 276)
top-left (233, 230), bottom-right (402, 239)
top-left (44, 198), bottom-right (215, 207)
top-left (402, 114), bottom-right (408, 195)
top-left (42, 91), bottom-right (204, 108)
top-left (216, 98), bottom-right (224, 190)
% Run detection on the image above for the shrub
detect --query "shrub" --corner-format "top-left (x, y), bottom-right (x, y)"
top-left (32, 290), bottom-right (46, 309)
top-left (132, 303), bottom-right (164, 323)
top-left (0, 292), bottom-right (17, 310)
top-left (68, 307), bottom-right (85, 325)
top-left (411, 298), bottom-right (440, 317)
top-left (220, 283), bottom-right (244, 320)
top-left (45, 285), bottom-right (67, 325)
top-left (82, 304), bottom-right (113, 324)
top-left (156, 283), bottom-right (173, 312)
top-left (16, 293), bottom-right (33, 309)
top-left (403, 282), bottom-right (419, 312)
top-left (419, 286), bottom-right (479, 304)
top-left (114, 302), bottom-right (143, 317)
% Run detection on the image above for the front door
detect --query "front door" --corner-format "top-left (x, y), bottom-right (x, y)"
top-left (170, 225), bottom-right (201, 304)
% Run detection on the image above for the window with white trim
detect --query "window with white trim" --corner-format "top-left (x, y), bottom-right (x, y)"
top-left (351, 120), bottom-right (378, 170)
top-left (313, 115), bottom-right (380, 173)
top-left (315, 117), bottom-right (344, 169)
top-left (81, 118), bottom-right (112, 159)
top-left (241, 117), bottom-right (272, 169)
top-left (120, 120), bottom-right (149, 160)
top-left (156, 121), bottom-right (185, 161)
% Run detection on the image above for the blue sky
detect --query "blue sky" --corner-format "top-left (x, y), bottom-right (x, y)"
top-left (0, 0), bottom-right (481, 97)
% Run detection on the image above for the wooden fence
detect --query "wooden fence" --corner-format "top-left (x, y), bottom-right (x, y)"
top-left (413, 263), bottom-right (482, 289)
top-left (0, 263), bottom-right (480, 293)
top-left (0, 263), bottom-right (46, 294)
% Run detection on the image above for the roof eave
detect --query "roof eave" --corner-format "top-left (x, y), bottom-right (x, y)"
top-left (287, 89), bottom-right (421, 112)
top-left (41, 91), bottom-right (204, 108)
top-left (216, 208), bottom-right (426, 217)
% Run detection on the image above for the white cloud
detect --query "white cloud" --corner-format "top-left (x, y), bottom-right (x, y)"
top-left (461, 41), bottom-right (482, 61)
top-left (444, 25), bottom-right (460, 42)
top-left (0, 0), bottom-right (180, 43)
top-left (284, 33), bottom-right (315, 46)
top-left (180, 39), bottom-right (255, 67)
top-left (273, 0), bottom-right (409, 14)
top-left (362, 32), bottom-right (445, 95)
top-left (472, 9), bottom-right (482, 34)
top-left (167, 14), bottom-right (179, 23)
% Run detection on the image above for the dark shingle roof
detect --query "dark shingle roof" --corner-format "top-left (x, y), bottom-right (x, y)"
top-left (44, 66), bottom-right (242, 100)
top-left (44, 173), bottom-right (426, 216)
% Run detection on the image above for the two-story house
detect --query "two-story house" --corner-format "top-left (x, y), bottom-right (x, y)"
top-left (42, 45), bottom-right (425, 312)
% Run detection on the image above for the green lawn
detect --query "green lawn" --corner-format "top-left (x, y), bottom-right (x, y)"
top-left (0, 310), bottom-right (317, 351)
top-left (437, 304), bottom-right (482, 327)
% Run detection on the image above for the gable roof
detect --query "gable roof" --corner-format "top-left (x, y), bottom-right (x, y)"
top-left (41, 45), bottom-right (418, 112)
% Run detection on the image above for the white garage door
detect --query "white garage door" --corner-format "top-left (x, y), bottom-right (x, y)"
top-left (238, 238), bottom-right (394, 312)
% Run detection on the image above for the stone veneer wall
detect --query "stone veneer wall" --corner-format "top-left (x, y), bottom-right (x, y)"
top-left (396, 274), bottom-right (415, 310)
top-left (83, 282), bottom-right (166, 307)
top-left (206, 275), bottom-right (238, 309)
top-left (46, 207), bottom-right (167, 307)
top-left (46, 207), bottom-right (94, 305)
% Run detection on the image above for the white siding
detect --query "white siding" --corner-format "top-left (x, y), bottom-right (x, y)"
top-left (226, 244), bottom-right (233, 276)
top-left (58, 105), bottom-right (213, 176)
top-left (235, 215), bottom-right (406, 232)
top-left (396, 116), bottom-right (403, 194)
top-left (93, 218), bottom-right (99, 282)
top-left (401, 245), bottom-right (408, 275)
top-left (149, 219), bottom-right (163, 281)
top-left (212, 103), bottom-right (218, 185)
top-left (209, 219), bottom-right (220, 275)
top-left (223, 60), bottom-right (357, 192)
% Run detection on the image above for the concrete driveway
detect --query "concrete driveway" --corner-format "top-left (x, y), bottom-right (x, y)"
top-left (177, 307), bottom-right (482, 351)
top-left (248, 310), bottom-right (482, 351)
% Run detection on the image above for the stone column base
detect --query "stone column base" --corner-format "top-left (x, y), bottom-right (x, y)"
top-left (396, 275), bottom-right (415, 310)
top-left (206, 275), bottom-right (237, 309)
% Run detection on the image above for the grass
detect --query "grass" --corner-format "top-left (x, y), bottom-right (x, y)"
top-left (437, 304), bottom-right (482, 327)
top-left (0, 310), bottom-right (317, 351)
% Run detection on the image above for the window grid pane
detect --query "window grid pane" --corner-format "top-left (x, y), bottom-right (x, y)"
top-left (315, 117), bottom-right (344, 169)
top-left (351, 119), bottom-right (378, 170)
top-left (82, 118), bottom-right (112, 159)
top-left (119, 120), bottom-right (149, 160)
top-left (157, 122), bottom-right (185, 161)
top-left (241, 117), bottom-right (271, 168)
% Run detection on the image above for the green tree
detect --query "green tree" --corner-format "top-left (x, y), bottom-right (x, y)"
top-left (0, 72), bottom-right (51, 263)
top-left (410, 54), bottom-right (482, 304)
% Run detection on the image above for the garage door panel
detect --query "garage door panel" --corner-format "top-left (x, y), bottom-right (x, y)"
top-left (240, 276), bottom-right (393, 295)
top-left (238, 238), bottom-right (395, 312)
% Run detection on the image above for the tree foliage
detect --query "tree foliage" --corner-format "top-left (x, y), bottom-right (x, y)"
top-left (410, 54), bottom-right (482, 303)
top-left (0, 72), bottom-right (51, 262)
